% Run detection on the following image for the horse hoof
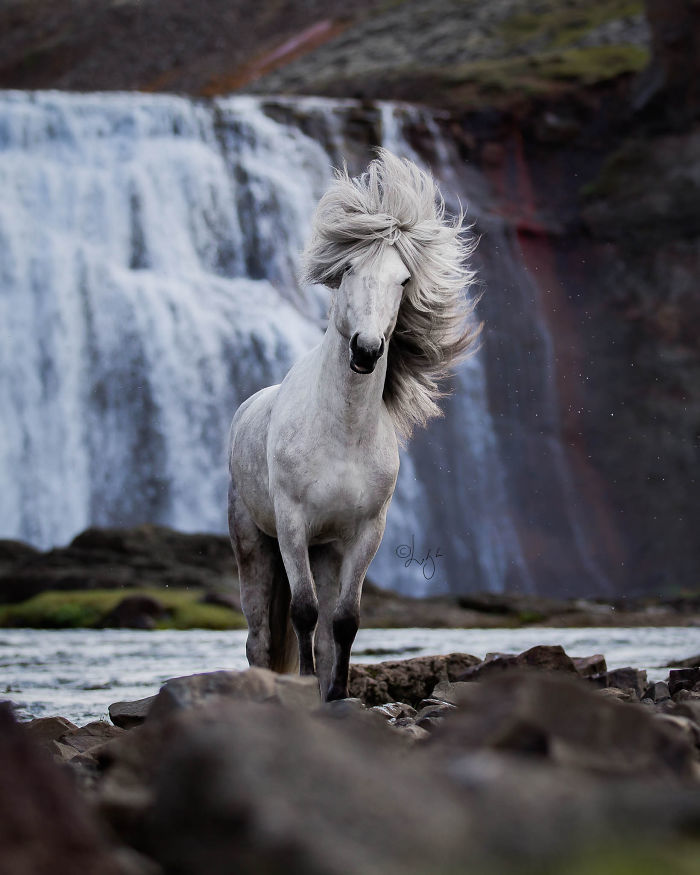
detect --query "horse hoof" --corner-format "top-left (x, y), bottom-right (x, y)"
top-left (326, 684), bottom-right (348, 702)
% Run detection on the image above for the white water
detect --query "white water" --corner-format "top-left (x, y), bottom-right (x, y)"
top-left (2, 626), bottom-right (697, 726)
top-left (0, 90), bottom-right (605, 596)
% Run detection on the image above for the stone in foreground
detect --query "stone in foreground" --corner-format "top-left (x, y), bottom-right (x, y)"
top-left (147, 667), bottom-right (320, 722)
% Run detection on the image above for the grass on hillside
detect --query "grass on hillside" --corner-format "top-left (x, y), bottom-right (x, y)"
top-left (500, 0), bottom-right (645, 52)
top-left (0, 588), bottom-right (247, 631)
top-left (446, 44), bottom-right (649, 101)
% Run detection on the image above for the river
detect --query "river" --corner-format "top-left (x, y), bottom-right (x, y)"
top-left (2, 626), bottom-right (698, 725)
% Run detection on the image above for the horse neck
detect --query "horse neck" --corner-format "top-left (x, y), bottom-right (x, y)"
top-left (316, 320), bottom-right (387, 434)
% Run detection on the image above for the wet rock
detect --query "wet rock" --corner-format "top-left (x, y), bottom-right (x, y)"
top-left (24, 715), bottom-right (78, 750)
top-left (102, 595), bottom-right (170, 630)
top-left (369, 702), bottom-right (417, 720)
top-left (147, 668), bottom-right (319, 722)
top-left (433, 673), bottom-right (697, 780)
top-left (348, 653), bottom-right (480, 706)
top-left (669, 668), bottom-right (700, 697)
top-left (457, 645), bottom-right (577, 682)
top-left (0, 703), bottom-right (128, 874)
top-left (109, 696), bottom-right (158, 730)
top-left (606, 667), bottom-right (648, 698)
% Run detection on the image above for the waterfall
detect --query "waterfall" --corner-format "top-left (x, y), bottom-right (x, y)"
top-left (0, 90), bottom-right (606, 596)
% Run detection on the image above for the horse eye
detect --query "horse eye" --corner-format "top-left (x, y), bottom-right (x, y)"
top-left (401, 277), bottom-right (410, 287)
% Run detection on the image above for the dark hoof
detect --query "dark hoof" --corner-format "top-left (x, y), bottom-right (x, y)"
top-left (326, 684), bottom-right (348, 702)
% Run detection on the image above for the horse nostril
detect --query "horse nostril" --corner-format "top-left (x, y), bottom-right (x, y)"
top-left (350, 332), bottom-right (359, 356)
top-left (378, 336), bottom-right (385, 359)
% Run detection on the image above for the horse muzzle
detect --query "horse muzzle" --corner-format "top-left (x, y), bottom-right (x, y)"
top-left (349, 332), bottom-right (385, 374)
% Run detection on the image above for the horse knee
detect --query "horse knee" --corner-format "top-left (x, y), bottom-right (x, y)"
top-left (291, 593), bottom-right (319, 636)
top-left (332, 607), bottom-right (359, 649)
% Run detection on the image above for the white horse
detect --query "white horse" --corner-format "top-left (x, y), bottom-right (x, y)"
top-left (228, 148), bottom-right (479, 700)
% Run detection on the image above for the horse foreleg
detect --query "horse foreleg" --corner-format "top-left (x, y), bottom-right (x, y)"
top-left (326, 520), bottom-right (385, 701)
top-left (275, 507), bottom-right (318, 676)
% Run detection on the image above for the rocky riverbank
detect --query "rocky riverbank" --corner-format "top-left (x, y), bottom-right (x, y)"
top-left (6, 644), bottom-right (700, 874)
top-left (1, 525), bottom-right (699, 630)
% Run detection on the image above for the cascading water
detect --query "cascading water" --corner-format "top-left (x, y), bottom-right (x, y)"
top-left (0, 90), bottom-right (606, 596)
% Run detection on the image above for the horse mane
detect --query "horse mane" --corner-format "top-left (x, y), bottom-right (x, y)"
top-left (302, 147), bottom-right (481, 442)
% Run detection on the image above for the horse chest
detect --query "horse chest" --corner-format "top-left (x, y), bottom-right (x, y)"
top-left (303, 449), bottom-right (395, 534)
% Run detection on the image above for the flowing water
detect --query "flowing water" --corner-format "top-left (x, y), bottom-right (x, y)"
top-left (0, 90), bottom-right (612, 596)
top-left (2, 626), bottom-right (698, 726)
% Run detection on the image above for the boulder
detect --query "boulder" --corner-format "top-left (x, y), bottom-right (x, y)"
top-left (606, 667), bottom-right (648, 699)
top-left (53, 721), bottom-right (125, 762)
top-left (457, 645), bottom-right (578, 682)
top-left (434, 673), bottom-right (698, 780)
top-left (0, 703), bottom-right (128, 874)
top-left (667, 653), bottom-right (700, 669)
top-left (669, 668), bottom-right (700, 697)
top-left (572, 654), bottom-right (607, 678)
top-left (101, 595), bottom-right (170, 629)
top-left (24, 715), bottom-right (78, 750)
top-left (97, 700), bottom-right (473, 875)
top-left (348, 653), bottom-right (480, 706)
top-left (147, 668), bottom-right (320, 722)
top-left (642, 681), bottom-right (671, 703)
top-left (109, 696), bottom-right (158, 730)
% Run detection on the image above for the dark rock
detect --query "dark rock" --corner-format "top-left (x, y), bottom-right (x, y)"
top-left (634, 0), bottom-right (700, 127)
top-left (606, 667), bottom-right (648, 698)
top-left (430, 679), bottom-right (477, 704)
top-left (667, 653), bottom-right (700, 669)
top-left (572, 654), bottom-right (607, 677)
top-left (388, 722), bottom-right (430, 743)
top-left (0, 703), bottom-right (128, 874)
top-left (109, 696), bottom-right (158, 730)
top-left (54, 721), bottom-right (125, 761)
top-left (642, 681), bottom-right (671, 703)
top-left (348, 653), bottom-right (480, 706)
top-left (458, 645), bottom-right (578, 682)
top-left (434, 673), bottom-right (697, 780)
top-left (669, 668), bottom-right (700, 697)
top-left (98, 700), bottom-right (473, 875)
top-left (414, 702), bottom-right (456, 725)
top-left (415, 714), bottom-right (445, 731)
top-left (102, 595), bottom-right (170, 630)
top-left (0, 524), bottom-right (236, 603)
top-left (597, 687), bottom-right (638, 704)
top-left (323, 697), bottom-right (366, 715)
top-left (585, 672), bottom-right (610, 689)
top-left (24, 715), bottom-right (78, 750)
top-left (147, 668), bottom-right (319, 723)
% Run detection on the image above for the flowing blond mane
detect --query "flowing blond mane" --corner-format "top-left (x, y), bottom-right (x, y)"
top-left (302, 148), bottom-right (481, 441)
